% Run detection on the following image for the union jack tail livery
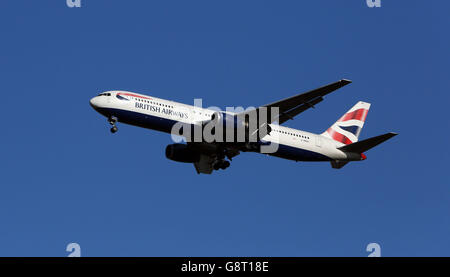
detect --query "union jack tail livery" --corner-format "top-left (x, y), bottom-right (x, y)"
top-left (322, 101), bottom-right (371, 145)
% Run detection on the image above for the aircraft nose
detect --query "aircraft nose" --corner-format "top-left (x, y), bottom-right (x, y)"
top-left (90, 96), bottom-right (100, 109)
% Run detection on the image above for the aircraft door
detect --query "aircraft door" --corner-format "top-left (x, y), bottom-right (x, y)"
top-left (315, 136), bottom-right (322, 148)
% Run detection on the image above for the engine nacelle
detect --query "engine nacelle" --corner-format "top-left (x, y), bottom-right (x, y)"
top-left (165, 144), bottom-right (200, 163)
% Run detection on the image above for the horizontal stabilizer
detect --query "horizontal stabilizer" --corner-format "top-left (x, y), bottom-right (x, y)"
top-left (339, 132), bottom-right (398, 154)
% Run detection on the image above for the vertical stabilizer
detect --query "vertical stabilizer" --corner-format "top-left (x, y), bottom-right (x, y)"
top-left (321, 101), bottom-right (371, 145)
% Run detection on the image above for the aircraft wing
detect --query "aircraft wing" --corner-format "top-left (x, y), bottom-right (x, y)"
top-left (239, 79), bottom-right (352, 125)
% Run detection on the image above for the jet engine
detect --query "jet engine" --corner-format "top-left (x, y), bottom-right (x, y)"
top-left (165, 144), bottom-right (200, 163)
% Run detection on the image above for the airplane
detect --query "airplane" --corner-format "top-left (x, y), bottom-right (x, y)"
top-left (89, 79), bottom-right (397, 174)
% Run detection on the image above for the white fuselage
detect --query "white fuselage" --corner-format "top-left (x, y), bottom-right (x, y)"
top-left (90, 91), bottom-right (358, 162)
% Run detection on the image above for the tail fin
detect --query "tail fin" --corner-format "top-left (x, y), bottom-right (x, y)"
top-left (321, 101), bottom-right (371, 145)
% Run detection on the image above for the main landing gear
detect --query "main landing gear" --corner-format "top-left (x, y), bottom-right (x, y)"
top-left (213, 160), bottom-right (230, 171)
top-left (212, 148), bottom-right (231, 170)
top-left (108, 116), bottom-right (118, 134)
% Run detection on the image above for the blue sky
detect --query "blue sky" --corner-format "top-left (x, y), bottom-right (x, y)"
top-left (0, 1), bottom-right (448, 257)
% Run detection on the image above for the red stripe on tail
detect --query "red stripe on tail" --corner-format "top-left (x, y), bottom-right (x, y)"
top-left (327, 128), bottom-right (353, 145)
top-left (339, 109), bottom-right (368, 122)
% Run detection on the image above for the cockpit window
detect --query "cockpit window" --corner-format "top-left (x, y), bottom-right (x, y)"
top-left (98, 93), bottom-right (111, 96)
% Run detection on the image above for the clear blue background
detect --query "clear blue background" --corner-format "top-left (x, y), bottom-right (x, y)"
top-left (0, 1), bottom-right (448, 257)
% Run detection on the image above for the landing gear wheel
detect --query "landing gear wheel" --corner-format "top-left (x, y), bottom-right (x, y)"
top-left (108, 116), bottom-right (118, 133)
top-left (221, 161), bottom-right (230, 170)
top-left (213, 160), bottom-right (230, 170)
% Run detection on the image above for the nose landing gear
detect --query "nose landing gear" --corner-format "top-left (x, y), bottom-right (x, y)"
top-left (108, 116), bottom-right (118, 133)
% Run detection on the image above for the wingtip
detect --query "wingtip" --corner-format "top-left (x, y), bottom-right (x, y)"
top-left (341, 79), bottom-right (352, 84)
